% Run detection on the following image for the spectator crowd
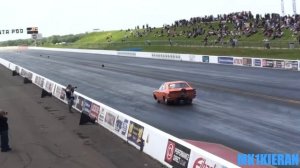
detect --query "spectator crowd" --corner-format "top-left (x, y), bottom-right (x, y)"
top-left (125, 11), bottom-right (300, 46)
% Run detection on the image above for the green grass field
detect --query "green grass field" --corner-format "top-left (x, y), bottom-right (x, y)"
top-left (37, 21), bottom-right (300, 60)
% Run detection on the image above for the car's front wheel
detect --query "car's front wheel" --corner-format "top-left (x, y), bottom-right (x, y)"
top-left (153, 94), bottom-right (160, 103)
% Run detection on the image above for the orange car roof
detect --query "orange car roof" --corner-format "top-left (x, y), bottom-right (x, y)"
top-left (165, 81), bottom-right (188, 85)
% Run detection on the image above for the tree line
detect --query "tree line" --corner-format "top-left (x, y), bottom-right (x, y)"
top-left (0, 34), bottom-right (85, 46)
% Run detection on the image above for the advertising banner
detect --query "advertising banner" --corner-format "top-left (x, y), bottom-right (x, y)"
top-left (82, 99), bottom-right (92, 114)
top-left (20, 69), bottom-right (26, 77)
top-left (202, 56), bottom-right (209, 63)
top-left (89, 103), bottom-right (100, 120)
top-left (97, 107), bottom-right (106, 124)
top-left (274, 60), bottom-right (285, 69)
top-left (262, 59), bottom-right (274, 68)
top-left (164, 139), bottom-right (191, 168)
top-left (20, 69), bottom-right (32, 80)
top-left (54, 85), bottom-right (63, 98)
top-left (104, 110), bottom-right (116, 128)
top-left (59, 88), bottom-right (66, 101)
top-left (285, 61), bottom-right (298, 70)
top-left (26, 72), bottom-right (33, 80)
top-left (75, 96), bottom-right (84, 111)
top-left (127, 121), bottom-right (144, 146)
top-left (188, 150), bottom-right (225, 168)
top-left (114, 115), bottom-right (129, 138)
top-left (233, 58), bottom-right (243, 66)
top-left (243, 58), bottom-right (252, 66)
top-left (45, 81), bottom-right (54, 93)
top-left (15, 66), bottom-right (20, 73)
top-left (218, 57), bottom-right (233, 64)
top-left (253, 59), bottom-right (262, 67)
top-left (34, 76), bottom-right (45, 88)
top-left (152, 53), bottom-right (181, 60)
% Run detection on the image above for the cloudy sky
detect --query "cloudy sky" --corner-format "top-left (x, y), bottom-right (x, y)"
top-left (0, 0), bottom-right (299, 41)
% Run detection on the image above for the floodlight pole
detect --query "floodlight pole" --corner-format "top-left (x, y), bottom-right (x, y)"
top-left (293, 0), bottom-right (297, 15)
top-left (281, 0), bottom-right (285, 16)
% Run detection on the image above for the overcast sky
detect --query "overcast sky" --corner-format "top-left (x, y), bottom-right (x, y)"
top-left (0, 0), bottom-right (299, 41)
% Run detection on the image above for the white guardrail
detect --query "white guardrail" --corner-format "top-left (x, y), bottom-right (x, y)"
top-left (0, 57), bottom-right (240, 168)
top-left (26, 47), bottom-right (300, 71)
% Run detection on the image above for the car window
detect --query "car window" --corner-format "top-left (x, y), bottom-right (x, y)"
top-left (169, 83), bottom-right (189, 89)
top-left (159, 84), bottom-right (165, 91)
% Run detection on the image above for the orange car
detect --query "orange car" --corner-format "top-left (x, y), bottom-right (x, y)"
top-left (153, 81), bottom-right (196, 105)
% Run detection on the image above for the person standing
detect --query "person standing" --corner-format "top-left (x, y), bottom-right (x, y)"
top-left (0, 109), bottom-right (11, 152)
top-left (63, 84), bottom-right (77, 113)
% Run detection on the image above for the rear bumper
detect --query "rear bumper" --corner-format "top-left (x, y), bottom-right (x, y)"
top-left (167, 96), bottom-right (195, 101)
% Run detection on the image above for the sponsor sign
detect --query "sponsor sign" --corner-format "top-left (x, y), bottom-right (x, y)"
top-left (253, 59), bottom-right (262, 67)
top-left (0, 29), bottom-right (24, 35)
top-left (243, 58), bottom-right (252, 66)
top-left (285, 61), bottom-right (298, 70)
top-left (89, 103), bottom-right (100, 120)
top-left (15, 66), bottom-right (20, 73)
top-left (20, 69), bottom-right (26, 77)
top-left (27, 27), bottom-right (38, 34)
top-left (165, 139), bottom-right (191, 168)
top-left (127, 121), bottom-right (144, 146)
top-left (189, 151), bottom-right (226, 168)
top-left (26, 72), bottom-right (33, 80)
top-left (82, 99), bottom-right (92, 114)
top-left (54, 85), bottom-right (63, 98)
top-left (20, 69), bottom-right (33, 80)
top-left (104, 111), bottom-right (116, 128)
top-left (114, 115), bottom-right (129, 138)
top-left (218, 57), bottom-right (233, 65)
top-left (75, 96), bottom-right (84, 110)
top-left (262, 59), bottom-right (274, 68)
top-left (34, 76), bottom-right (45, 88)
top-left (152, 53), bottom-right (181, 60)
top-left (59, 88), bottom-right (66, 100)
top-left (233, 58), bottom-right (243, 66)
top-left (97, 107), bottom-right (106, 123)
top-left (274, 60), bottom-right (285, 69)
top-left (45, 81), bottom-right (54, 93)
top-left (202, 56), bottom-right (209, 63)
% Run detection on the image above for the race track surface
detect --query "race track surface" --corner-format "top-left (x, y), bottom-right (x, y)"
top-left (0, 49), bottom-right (299, 155)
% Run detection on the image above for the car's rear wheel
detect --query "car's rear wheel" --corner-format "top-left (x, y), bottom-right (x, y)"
top-left (163, 97), bottom-right (170, 105)
top-left (185, 99), bottom-right (193, 105)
